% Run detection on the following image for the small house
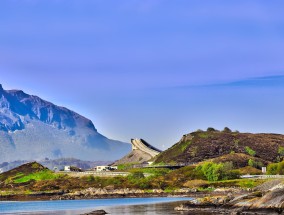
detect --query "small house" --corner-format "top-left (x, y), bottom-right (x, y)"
top-left (64, 166), bottom-right (71, 171)
top-left (96, 166), bottom-right (109, 172)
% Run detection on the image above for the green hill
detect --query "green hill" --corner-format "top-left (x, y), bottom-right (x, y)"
top-left (154, 129), bottom-right (284, 166)
top-left (0, 162), bottom-right (60, 187)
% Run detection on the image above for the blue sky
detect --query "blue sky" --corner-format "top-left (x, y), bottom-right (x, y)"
top-left (1, 0), bottom-right (284, 149)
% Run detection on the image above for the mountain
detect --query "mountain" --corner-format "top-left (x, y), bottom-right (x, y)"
top-left (154, 129), bottom-right (284, 166)
top-left (0, 84), bottom-right (131, 162)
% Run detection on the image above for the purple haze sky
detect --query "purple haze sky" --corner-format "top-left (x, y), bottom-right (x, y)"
top-left (1, 0), bottom-right (284, 149)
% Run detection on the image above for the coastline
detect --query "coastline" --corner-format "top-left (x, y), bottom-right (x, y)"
top-left (0, 187), bottom-right (250, 201)
top-left (0, 196), bottom-right (195, 215)
top-left (0, 191), bottom-right (206, 201)
top-left (175, 182), bottom-right (284, 215)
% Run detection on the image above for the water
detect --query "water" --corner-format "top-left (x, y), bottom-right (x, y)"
top-left (0, 197), bottom-right (194, 215)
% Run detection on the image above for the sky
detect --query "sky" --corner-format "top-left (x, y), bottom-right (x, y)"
top-left (1, 0), bottom-right (284, 150)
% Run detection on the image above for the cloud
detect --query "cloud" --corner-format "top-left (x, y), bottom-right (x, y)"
top-left (181, 75), bottom-right (284, 89)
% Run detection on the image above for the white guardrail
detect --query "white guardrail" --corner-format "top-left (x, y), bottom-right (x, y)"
top-left (59, 171), bottom-right (152, 177)
top-left (241, 175), bottom-right (284, 179)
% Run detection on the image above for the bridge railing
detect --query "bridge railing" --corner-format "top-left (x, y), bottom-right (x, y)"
top-left (241, 174), bottom-right (284, 179)
top-left (132, 162), bottom-right (195, 168)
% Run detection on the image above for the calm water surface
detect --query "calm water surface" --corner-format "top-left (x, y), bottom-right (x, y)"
top-left (0, 197), bottom-right (202, 215)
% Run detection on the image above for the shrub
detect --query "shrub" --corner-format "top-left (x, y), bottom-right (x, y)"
top-left (245, 146), bottom-right (256, 157)
top-left (199, 162), bottom-right (223, 181)
top-left (248, 159), bottom-right (263, 169)
top-left (129, 171), bottom-right (145, 179)
top-left (277, 161), bottom-right (284, 175)
top-left (197, 161), bottom-right (238, 182)
top-left (266, 160), bottom-right (284, 175)
top-left (267, 163), bottom-right (278, 175)
top-left (278, 146), bottom-right (284, 156)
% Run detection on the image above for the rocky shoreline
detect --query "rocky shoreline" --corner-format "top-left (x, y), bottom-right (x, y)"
top-left (0, 187), bottom-right (241, 201)
top-left (5, 185), bottom-right (284, 214)
top-left (175, 180), bottom-right (284, 214)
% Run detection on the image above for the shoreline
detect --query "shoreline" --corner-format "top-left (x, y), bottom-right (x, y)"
top-left (0, 190), bottom-right (222, 201)
top-left (0, 186), bottom-right (252, 202)
top-left (0, 196), bottom-right (195, 215)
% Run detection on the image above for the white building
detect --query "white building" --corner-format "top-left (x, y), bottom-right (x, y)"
top-left (96, 166), bottom-right (109, 172)
top-left (64, 166), bottom-right (71, 171)
top-left (96, 165), bottom-right (118, 172)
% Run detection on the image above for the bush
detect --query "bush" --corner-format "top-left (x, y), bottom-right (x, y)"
top-left (278, 146), bottom-right (284, 156)
top-left (197, 161), bottom-right (239, 182)
top-left (129, 171), bottom-right (145, 179)
top-left (248, 159), bottom-right (263, 169)
top-left (245, 146), bottom-right (256, 157)
top-left (266, 160), bottom-right (284, 175)
top-left (267, 163), bottom-right (278, 175)
top-left (277, 161), bottom-right (284, 175)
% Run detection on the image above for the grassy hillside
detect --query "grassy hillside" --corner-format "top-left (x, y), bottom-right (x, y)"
top-left (154, 129), bottom-right (284, 165)
top-left (0, 162), bottom-right (61, 187)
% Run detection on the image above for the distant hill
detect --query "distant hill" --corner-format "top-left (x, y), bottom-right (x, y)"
top-left (154, 129), bottom-right (284, 166)
top-left (0, 162), bottom-right (47, 182)
top-left (0, 84), bottom-right (131, 162)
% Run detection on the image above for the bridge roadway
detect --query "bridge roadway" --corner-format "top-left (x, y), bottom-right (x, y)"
top-left (131, 139), bottom-right (161, 157)
top-left (241, 175), bottom-right (284, 179)
top-left (133, 162), bottom-right (195, 169)
top-left (59, 171), bottom-right (152, 177)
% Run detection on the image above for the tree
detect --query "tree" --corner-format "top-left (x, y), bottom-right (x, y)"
top-left (200, 162), bottom-right (222, 181)
top-left (207, 127), bottom-right (217, 132)
top-left (198, 161), bottom-right (237, 181)
top-left (223, 127), bottom-right (232, 132)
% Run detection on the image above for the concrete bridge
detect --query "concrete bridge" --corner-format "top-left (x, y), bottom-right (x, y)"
top-left (131, 138), bottom-right (162, 157)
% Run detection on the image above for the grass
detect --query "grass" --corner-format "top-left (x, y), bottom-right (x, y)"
top-left (209, 179), bottom-right (267, 189)
top-left (117, 163), bottom-right (136, 171)
top-left (13, 170), bottom-right (62, 183)
top-left (198, 133), bottom-right (209, 138)
top-left (181, 141), bottom-right (191, 152)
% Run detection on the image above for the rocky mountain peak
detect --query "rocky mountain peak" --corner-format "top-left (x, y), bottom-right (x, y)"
top-left (0, 85), bottom-right (131, 162)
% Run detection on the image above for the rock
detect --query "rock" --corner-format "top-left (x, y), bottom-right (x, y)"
top-left (80, 210), bottom-right (108, 215)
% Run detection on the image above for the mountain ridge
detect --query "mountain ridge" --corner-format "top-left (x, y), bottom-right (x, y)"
top-left (0, 84), bottom-right (131, 162)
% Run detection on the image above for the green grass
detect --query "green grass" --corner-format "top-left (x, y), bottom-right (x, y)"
top-left (197, 187), bottom-right (215, 192)
top-left (164, 187), bottom-right (176, 193)
top-left (117, 163), bottom-right (136, 171)
top-left (181, 141), bottom-right (191, 152)
top-left (14, 170), bottom-right (61, 183)
top-left (198, 133), bottom-right (209, 138)
top-left (209, 179), bottom-right (266, 189)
